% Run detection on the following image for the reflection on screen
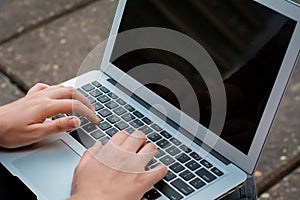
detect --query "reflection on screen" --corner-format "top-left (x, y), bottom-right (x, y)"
top-left (111, 0), bottom-right (296, 154)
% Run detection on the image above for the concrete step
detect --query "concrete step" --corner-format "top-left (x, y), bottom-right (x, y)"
top-left (0, 0), bottom-right (117, 91)
top-left (259, 166), bottom-right (300, 200)
top-left (0, 0), bottom-right (98, 44)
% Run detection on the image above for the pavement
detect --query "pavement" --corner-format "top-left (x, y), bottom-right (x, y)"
top-left (0, 0), bottom-right (299, 199)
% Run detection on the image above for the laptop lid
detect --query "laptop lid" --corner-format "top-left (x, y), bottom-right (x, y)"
top-left (100, 0), bottom-right (300, 174)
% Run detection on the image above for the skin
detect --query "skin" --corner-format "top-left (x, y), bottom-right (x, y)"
top-left (0, 83), bottom-right (100, 149)
top-left (70, 131), bottom-right (167, 200)
top-left (0, 83), bottom-right (167, 199)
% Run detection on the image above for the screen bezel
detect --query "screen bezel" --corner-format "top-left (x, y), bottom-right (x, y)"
top-left (100, 0), bottom-right (300, 174)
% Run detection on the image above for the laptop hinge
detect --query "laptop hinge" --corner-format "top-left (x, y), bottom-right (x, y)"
top-left (107, 78), bottom-right (231, 165)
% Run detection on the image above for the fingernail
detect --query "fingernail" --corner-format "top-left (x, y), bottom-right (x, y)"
top-left (95, 116), bottom-right (101, 124)
top-left (70, 117), bottom-right (81, 128)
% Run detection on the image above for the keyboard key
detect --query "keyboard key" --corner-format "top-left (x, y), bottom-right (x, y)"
top-left (155, 149), bottom-right (166, 158)
top-left (161, 130), bottom-right (172, 139)
top-left (93, 102), bottom-right (104, 111)
top-left (91, 130), bottom-right (105, 139)
top-left (89, 89), bottom-right (102, 97)
top-left (151, 124), bottom-right (162, 131)
top-left (179, 170), bottom-right (195, 181)
top-left (82, 123), bottom-right (97, 133)
top-left (97, 95), bottom-right (110, 103)
top-left (166, 146), bottom-right (181, 156)
top-left (170, 138), bottom-right (182, 146)
top-left (143, 189), bottom-right (161, 200)
top-left (129, 119), bottom-right (144, 128)
top-left (98, 121), bottom-right (112, 131)
top-left (176, 153), bottom-right (191, 163)
top-left (100, 136), bottom-right (110, 145)
top-left (156, 139), bottom-right (171, 149)
top-left (125, 127), bottom-right (135, 134)
top-left (98, 108), bottom-right (112, 117)
top-left (190, 152), bottom-right (201, 161)
top-left (78, 117), bottom-right (89, 126)
top-left (171, 178), bottom-right (195, 196)
top-left (113, 107), bottom-right (127, 116)
top-left (148, 133), bottom-right (162, 142)
top-left (133, 110), bottom-right (144, 118)
top-left (142, 117), bottom-right (153, 125)
top-left (196, 168), bottom-right (216, 183)
top-left (190, 178), bottom-right (206, 189)
top-left (100, 86), bottom-right (110, 93)
top-left (159, 155), bottom-right (175, 166)
top-left (116, 98), bottom-right (126, 105)
top-left (87, 96), bottom-right (96, 104)
top-left (77, 88), bottom-right (88, 97)
top-left (106, 127), bottom-right (119, 137)
top-left (179, 145), bottom-right (192, 153)
top-left (124, 104), bottom-right (135, 111)
top-left (147, 158), bottom-right (157, 167)
top-left (185, 160), bottom-right (201, 171)
top-left (155, 181), bottom-right (183, 200)
top-left (115, 121), bottom-right (129, 130)
top-left (139, 125), bottom-right (153, 134)
top-left (121, 113), bottom-right (135, 122)
top-left (105, 101), bottom-right (119, 109)
top-left (107, 92), bottom-right (118, 99)
top-left (92, 81), bottom-right (101, 87)
top-left (82, 83), bottom-right (94, 92)
top-left (211, 167), bottom-right (224, 177)
top-left (164, 171), bottom-right (176, 181)
top-left (200, 159), bottom-right (213, 168)
top-left (170, 162), bottom-right (185, 173)
top-left (70, 128), bottom-right (95, 148)
top-left (107, 115), bottom-right (121, 124)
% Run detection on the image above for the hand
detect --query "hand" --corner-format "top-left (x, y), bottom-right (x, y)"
top-left (0, 83), bottom-right (100, 148)
top-left (70, 131), bottom-right (167, 200)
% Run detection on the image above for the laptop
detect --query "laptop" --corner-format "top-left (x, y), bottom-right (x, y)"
top-left (1, 0), bottom-right (299, 199)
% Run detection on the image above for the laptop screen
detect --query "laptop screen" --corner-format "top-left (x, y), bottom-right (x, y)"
top-left (110, 0), bottom-right (296, 154)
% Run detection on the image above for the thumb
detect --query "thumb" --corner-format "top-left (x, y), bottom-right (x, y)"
top-left (39, 116), bottom-right (81, 136)
top-left (143, 164), bottom-right (168, 187)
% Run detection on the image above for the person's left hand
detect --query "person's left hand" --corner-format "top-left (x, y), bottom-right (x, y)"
top-left (0, 83), bottom-right (100, 149)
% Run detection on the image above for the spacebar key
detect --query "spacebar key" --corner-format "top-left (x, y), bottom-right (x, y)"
top-left (155, 181), bottom-right (183, 200)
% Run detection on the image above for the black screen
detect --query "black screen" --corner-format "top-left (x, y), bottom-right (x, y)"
top-left (110, 0), bottom-right (296, 154)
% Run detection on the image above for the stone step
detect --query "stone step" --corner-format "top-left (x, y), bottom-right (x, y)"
top-left (0, 0), bottom-right (117, 91)
top-left (0, 0), bottom-right (98, 44)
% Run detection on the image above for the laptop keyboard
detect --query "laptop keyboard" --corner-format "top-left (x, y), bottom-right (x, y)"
top-left (55, 81), bottom-right (224, 200)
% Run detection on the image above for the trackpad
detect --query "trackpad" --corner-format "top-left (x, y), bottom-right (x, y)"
top-left (12, 140), bottom-right (81, 200)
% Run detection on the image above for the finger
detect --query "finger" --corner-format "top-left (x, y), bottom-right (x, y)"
top-left (138, 143), bottom-right (157, 166)
top-left (143, 164), bottom-right (168, 187)
top-left (27, 83), bottom-right (49, 95)
top-left (88, 141), bottom-right (103, 155)
top-left (120, 131), bottom-right (146, 152)
top-left (33, 116), bottom-right (81, 137)
top-left (138, 142), bottom-right (157, 154)
top-left (46, 99), bottom-right (100, 123)
top-left (110, 131), bottom-right (129, 146)
top-left (42, 86), bottom-right (94, 111)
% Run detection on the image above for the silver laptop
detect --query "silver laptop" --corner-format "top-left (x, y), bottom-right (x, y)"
top-left (1, 0), bottom-right (299, 199)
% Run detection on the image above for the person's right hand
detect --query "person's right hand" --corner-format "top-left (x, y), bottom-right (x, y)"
top-left (70, 131), bottom-right (168, 200)
top-left (0, 83), bottom-right (99, 149)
